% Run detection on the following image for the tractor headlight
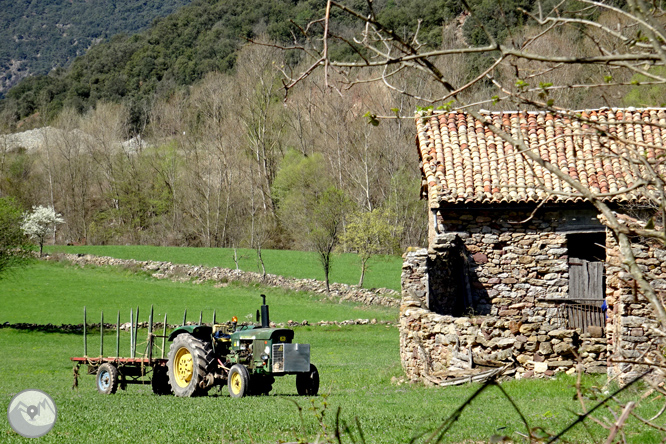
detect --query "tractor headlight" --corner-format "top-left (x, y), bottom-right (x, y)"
top-left (261, 353), bottom-right (269, 362)
top-left (264, 346), bottom-right (270, 354)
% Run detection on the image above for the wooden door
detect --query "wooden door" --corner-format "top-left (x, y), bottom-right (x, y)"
top-left (567, 258), bottom-right (605, 332)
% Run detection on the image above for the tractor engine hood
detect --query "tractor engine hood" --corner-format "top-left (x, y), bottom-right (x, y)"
top-left (230, 327), bottom-right (294, 342)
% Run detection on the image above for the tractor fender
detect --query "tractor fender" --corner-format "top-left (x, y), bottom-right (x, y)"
top-left (167, 325), bottom-right (213, 342)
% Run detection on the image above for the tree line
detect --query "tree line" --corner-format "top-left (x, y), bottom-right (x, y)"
top-left (0, 0), bottom-right (521, 129)
top-left (0, 45), bottom-right (428, 287)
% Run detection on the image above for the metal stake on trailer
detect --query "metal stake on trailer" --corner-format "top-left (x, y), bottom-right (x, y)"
top-left (72, 306), bottom-right (174, 395)
top-left (100, 311), bottom-right (104, 357)
top-left (162, 313), bottom-right (167, 359)
top-left (134, 306), bottom-right (139, 358)
top-left (83, 306), bottom-right (87, 357)
top-left (116, 311), bottom-right (120, 358)
top-left (147, 306), bottom-right (154, 362)
top-left (182, 309), bottom-right (187, 326)
top-left (129, 309), bottom-right (134, 359)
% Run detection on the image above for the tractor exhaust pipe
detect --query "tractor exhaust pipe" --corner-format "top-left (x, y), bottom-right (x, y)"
top-left (260, 294), bottom-right (270, 328)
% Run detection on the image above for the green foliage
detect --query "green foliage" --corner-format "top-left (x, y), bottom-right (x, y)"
top-left (0, 0), bottom-right (477, 128)
top-left (341, 208), bottom-right (401, 286)
top-left (364, 111), bottom-right (380, 126)
top-left (90, 147), bottom-right (174, 244)
top-left (273, 150), bottom-right (353, 289)
top-left (376, 0), bottom-right (461, 47)
top-left (0, 197), bottom-right (32, 277)
top-left (462, 0), bottom-right (531, 47)
top-left (0, 148), bottom-right (38, 207)
top-left (623, 67), bottom-right (666, 107)
top-left (273, 150), bottom-right (333, 234)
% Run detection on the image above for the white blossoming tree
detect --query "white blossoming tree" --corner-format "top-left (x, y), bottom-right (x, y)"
top-left (21, 206), bottom-right (65, 257)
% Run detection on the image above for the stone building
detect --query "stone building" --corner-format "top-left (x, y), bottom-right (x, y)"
top-left (401, 108), bottom-right (666, 385)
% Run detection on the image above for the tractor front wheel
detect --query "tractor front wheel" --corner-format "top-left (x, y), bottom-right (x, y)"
top-left (96, 363), bottom-right (119, 395)
top-left (228, 364), bottom-right (250, 398)
top-left (296, 364), bottom-right (319, 396)
top-left (167, 333), bottom-right (214, 397)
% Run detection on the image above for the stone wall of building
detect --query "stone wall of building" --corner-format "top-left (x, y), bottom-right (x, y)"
top-left (401, 207), bottom-right (666, 384)
top-left (435, 210), bottom-right (571, 317)
top-left (605, 236), bottom-right (666, 385)
top-left (401, 247), bottom-right (607, 382)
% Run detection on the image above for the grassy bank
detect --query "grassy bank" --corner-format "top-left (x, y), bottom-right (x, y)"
top-left (46, 245), bottom-right (403, 291)
top-left (0, 262), bottom-right (397, 325)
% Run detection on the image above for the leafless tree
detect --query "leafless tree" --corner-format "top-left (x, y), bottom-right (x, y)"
top-left (48, 108), bottom-right (98, 243)
top-left (235, 44), bottom-right (289, 216)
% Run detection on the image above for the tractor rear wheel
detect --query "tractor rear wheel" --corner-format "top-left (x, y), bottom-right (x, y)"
top-left (167, 333), bottom-right (214, 397)
top-left (96, 363), bottom-right (119, 395)
top-left (228, 364), bottom-right (250, 398)
top-left (151, 365), bottom-right (172, 395)
top-left (296, 364), bottom-right (319, 396)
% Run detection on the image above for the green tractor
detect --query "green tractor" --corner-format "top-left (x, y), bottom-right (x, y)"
top-left (166, 295), bottom-right (319, 398)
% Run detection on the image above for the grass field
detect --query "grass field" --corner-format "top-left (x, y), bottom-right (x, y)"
top-left (1, 260), bottom-right (663, 443)
top-left (45, 245), bottom-right (404, 291)
top-left (0, 262), bottom-right (396, 325)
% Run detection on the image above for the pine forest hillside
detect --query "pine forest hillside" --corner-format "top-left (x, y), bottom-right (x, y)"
top-left (0, 0), bottom-right (463, 127)
top-left (0, 0), bottom-right (194, 97)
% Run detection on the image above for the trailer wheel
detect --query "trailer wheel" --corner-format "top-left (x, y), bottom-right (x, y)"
top-left (151, 366), bottom-right (172, 395)
top-left (296, 364), bottom-right (319, 396)
top-left (96, 363), bottom-right (119, 395)
top-left (228, 364), bottom-right (250, 398)
top-left (167, 333), bottom-right (214, 397)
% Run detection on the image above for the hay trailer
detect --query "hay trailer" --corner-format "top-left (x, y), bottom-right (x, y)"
top-left (71, 306), bottom-right (187, 395)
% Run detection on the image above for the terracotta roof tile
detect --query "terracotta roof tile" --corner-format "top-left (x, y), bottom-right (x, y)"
top-left (415, 109), bottom-right (666, 207)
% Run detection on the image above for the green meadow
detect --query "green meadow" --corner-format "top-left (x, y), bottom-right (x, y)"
top-left (45, 245), bottom-right (404, 291)
top-left (0, 262), bottom-right (396, 325)
top-left (0, 257), bottom-right (662, 443)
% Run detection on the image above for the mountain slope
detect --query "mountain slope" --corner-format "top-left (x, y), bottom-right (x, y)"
top-left (0, 0), bottom-right (193, 96)
top-left (0, 0), bottom-right (458, 128)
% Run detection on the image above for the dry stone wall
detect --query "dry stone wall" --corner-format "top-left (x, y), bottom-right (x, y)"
top-left (401, 208), bottom-right (665, 384)
top-left (434, 210), bottom-right (571, 317)
top-left (605, 236), bottom-right (666, 385)
top-left (47, 253), bottom-right (399, 308)
top-left (401, 247), bottom-right (607, 382)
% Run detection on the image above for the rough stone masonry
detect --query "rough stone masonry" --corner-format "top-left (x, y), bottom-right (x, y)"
top-left (399, 209), bottom-right (664, 385)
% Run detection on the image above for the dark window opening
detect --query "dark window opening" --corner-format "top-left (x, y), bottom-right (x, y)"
top-left (567, 232), bottom-right (606, 262)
